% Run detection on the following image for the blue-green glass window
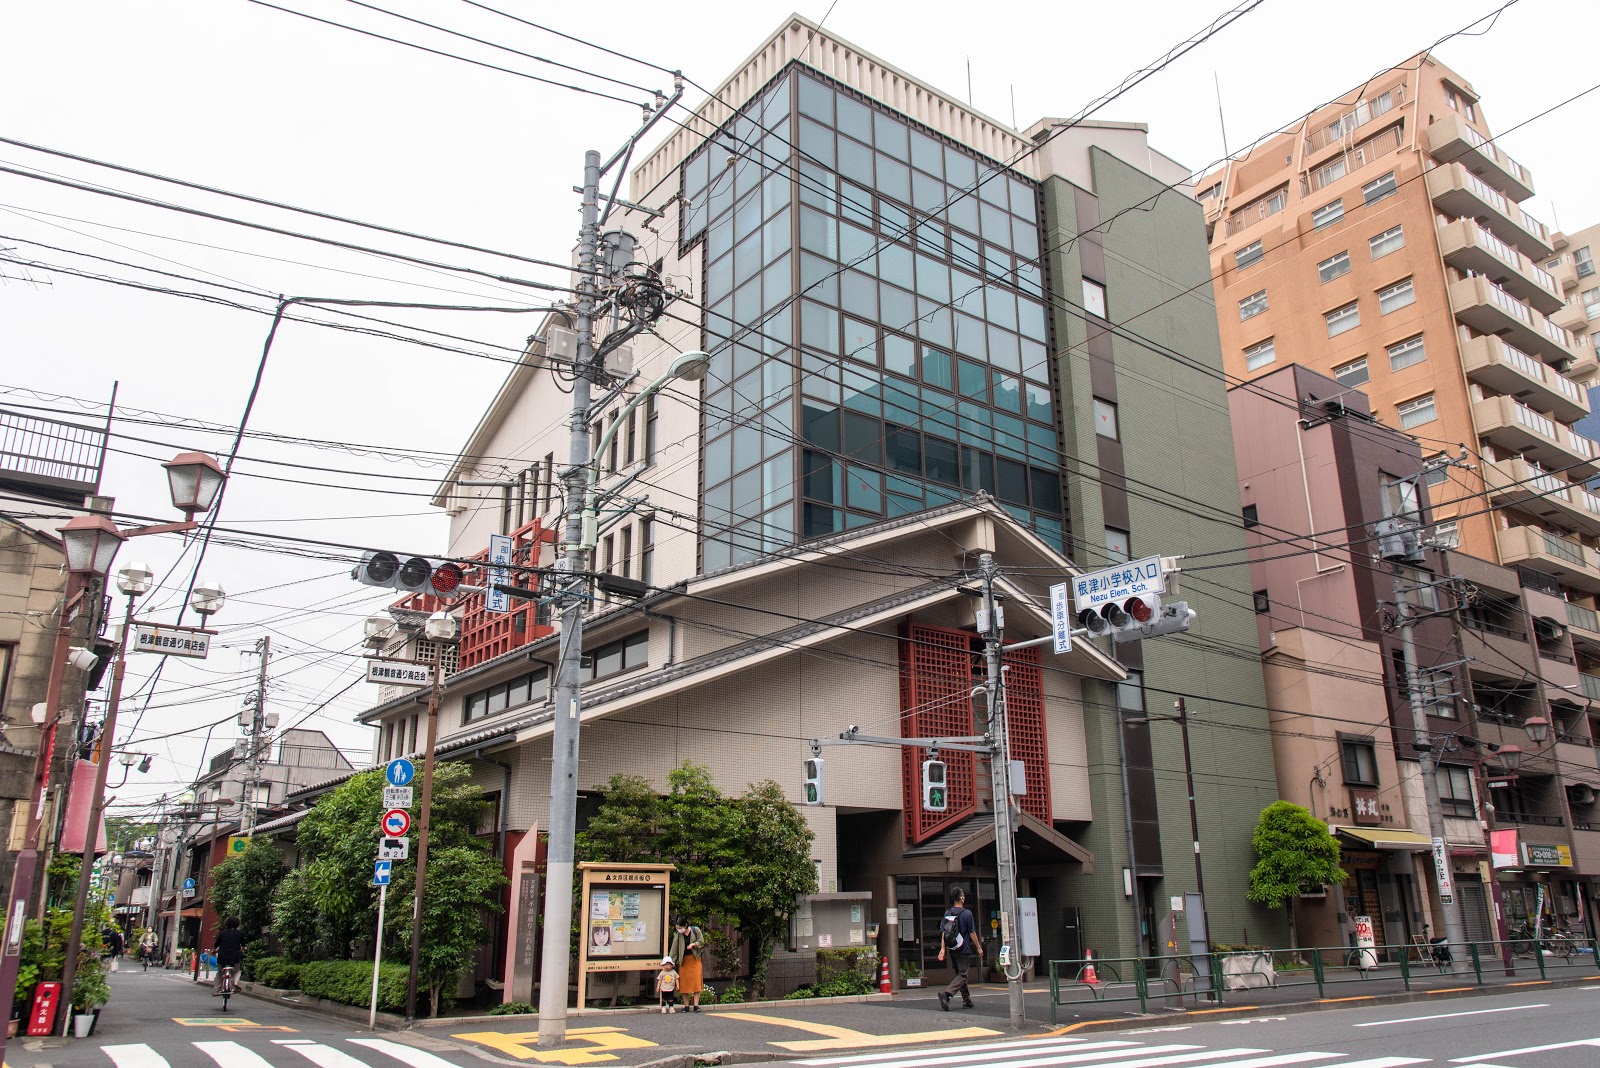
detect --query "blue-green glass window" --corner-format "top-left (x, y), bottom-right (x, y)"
top-left (838, 136), bottom-right (873, 186)
top-left (836, 93), bottom-right (872, 142)
top-left (884, 335), bottom-right (915, 378)
top-left (880, 284), bottom-right (915, 333)
top-left (799, 118), bottom-right (835, 168)
top-left (841, 270), bottom-right (877, 319)
top-left (910, 130), bottom-right (943, 176)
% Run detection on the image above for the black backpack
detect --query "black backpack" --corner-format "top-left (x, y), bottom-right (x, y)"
top-left (939, 909), bottom-right (960, 943)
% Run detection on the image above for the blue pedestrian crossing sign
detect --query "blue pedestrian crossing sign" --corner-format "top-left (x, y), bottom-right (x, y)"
top-left (373, 860), bottom-right (392, 886)
top-left (385, 758), bottom-right (415, 787)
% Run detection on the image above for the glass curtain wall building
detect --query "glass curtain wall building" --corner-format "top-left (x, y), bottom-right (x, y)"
top-left (685, 69), bottom-right (1064, 570)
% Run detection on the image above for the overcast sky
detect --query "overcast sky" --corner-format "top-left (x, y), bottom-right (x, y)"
top-left (3, 0), bottom-right (1593, 818)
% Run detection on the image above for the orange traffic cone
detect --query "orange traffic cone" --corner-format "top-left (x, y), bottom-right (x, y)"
top-left (1082, 948), bottom-right (1100, 984)
top-left (879, 956), bottom-right (892, 993)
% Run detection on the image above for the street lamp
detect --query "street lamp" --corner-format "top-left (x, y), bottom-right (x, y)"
top-left (1521, 717), bottom-right (1551, 745)
top-left (538, 350), bottom-right (709, 1044)
top-left (189, 580), bottom-right (226, 618)
top-left (162, 452), bottom-right (226, 519)
top-left (60, 514), bottom-right (125, 578)
top-left (404, 609), bottom-right (460, 1023)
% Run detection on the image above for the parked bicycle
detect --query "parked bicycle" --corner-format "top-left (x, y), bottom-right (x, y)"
top-left (1407, 925), bottom-right (1451, 971)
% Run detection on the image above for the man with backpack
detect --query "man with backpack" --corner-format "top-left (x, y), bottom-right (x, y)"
top-left (936, 887), bottom-right (981, 1010)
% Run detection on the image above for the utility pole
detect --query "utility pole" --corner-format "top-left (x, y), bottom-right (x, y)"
top-left (240, 636), bottom-right (270, 837)
top-left (977, 553), bottom-right (1026, 1029)
top-left (536, 147), bottom-right (602, 1048)
top-left (405, 652), bottom-right (446, 1023)
top-left (1393, 560), bottom-right (1469, 972)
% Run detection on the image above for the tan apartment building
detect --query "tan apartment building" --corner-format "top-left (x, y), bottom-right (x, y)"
top-left (1203, 56), bottom-right (1600, 939)
top-left (1548, 223), bottom-right (1600, 355)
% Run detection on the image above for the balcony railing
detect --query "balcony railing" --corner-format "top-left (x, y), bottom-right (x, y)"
top-left (1497, 811), bottom-right (1566, 827)
top-left (1583, 671), bottom-right (1600, 700)
top-left (0, 408), bottom-right (107, 501)
top-left (1569, 602), bottom-right (1600, 633)
top-left (1501, 342), bottom-right (1546, 382)
top-left (1490, 283), bottom-right (1535, 326)
top-left (1515, 400), bottom-right (1556, 439)
top-left (1544, 530), bottom-right (1589, 567)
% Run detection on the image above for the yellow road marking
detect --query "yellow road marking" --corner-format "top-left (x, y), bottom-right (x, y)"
top-left (170, 1018), bottom-right (294, 1030)
top-left (716, 1011), bottom-right (999, 1052)
top-left (1032, 1005), bottom-right (1261, 1038)
top-left (1318, 996), bottom-right (1376, 1003)
top-left (451, 1026), bottom-right (655, 1065)
top-left (1508, 980), bottom-right (1552, 987)
top-left (1425, 987), bottom-right (1476, 995)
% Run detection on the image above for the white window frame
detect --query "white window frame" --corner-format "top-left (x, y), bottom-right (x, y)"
top-left (1363, 171), bottom-right (1398, 204)
top-left (1244, 337), bottom-right (1277, 371)
top-left (1326, 301), bottom-right (1361, 337)
top-left (1333, 357), bottom-right (1370, 387)
top-left (1105, 527), bottom-right (1131, 562)
top-left (1387, 334), bottom-right (1426, 370)
top-left (1235, 240), bottom-right (1264, 270)
top-left (1584, 288), bottom-right (1600, 321)
top-left (1082, 278), bottom-right (1107, 318)
top-left (1379, 277), bottom-right (1416, 315)
top-left (1312, 199), bottom-right (1345, 230)
top-left (1398, 393), bottom-right (1438, 429)
top-left (1239, 289), bottom-right (1268, 320)
top-left (1318, 250), bottom-right (1352, 283)
top-left (1369, 224), bottom-right (1405, 259)
top-left (1094, 397), bottom-right (1119, 439)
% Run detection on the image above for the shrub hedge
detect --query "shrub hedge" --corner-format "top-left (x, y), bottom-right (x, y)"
top-left (296, 959), bottom-right (409, 1012)
top-left (251, 957), bottom-right (302, 990)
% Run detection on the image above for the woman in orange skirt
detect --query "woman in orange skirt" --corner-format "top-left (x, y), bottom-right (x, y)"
top-left (669, 917), bottom-right (706, 1011)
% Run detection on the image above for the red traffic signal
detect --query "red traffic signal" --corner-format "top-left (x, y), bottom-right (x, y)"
top-left (1125, 596), bottom-right (1156, 624)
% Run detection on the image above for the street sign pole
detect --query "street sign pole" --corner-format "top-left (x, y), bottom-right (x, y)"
top-left (369, 878), bottom-right (388, 1029)
top-left (405, 659), bottom-right (442, 1023)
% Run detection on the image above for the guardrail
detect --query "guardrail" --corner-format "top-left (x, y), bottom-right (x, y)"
top-left (1046, 937), bottom-right (1599, 1020)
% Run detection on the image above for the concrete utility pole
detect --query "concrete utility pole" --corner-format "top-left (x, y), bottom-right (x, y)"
top-left (1393, 561), bottom-right (1469, 972)
top-left (977, 553), bottom-right (1027, 1029)
top-left (536, 147), bottom-right (602, 1048)
top-left (241, 636), bottom-right (270, 837)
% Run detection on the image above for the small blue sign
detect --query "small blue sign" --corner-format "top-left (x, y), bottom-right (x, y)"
top-left (385, 758), bottom-right (415, 787)
top-left (183, 878), bottom-right (196, 891)
top-left (373, 860), bottom-right (392, 887)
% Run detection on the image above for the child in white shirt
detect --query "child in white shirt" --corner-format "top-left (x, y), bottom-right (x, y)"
top-left (656, 956), bottom-right (680, 1013)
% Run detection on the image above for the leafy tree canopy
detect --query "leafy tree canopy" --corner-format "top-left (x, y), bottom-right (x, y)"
top-left (1247, 800), bottom-right (1346, 909)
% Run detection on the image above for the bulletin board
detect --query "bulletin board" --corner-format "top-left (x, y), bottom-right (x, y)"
top-left (576, 861), bottom-right (674, 1007)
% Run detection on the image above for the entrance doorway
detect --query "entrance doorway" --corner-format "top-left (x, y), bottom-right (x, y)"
top-left (897, 876), bottom-right (996, 984)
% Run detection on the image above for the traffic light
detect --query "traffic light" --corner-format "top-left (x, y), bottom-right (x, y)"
top-left (922, 759), bottom-right (948, 812)
top-left (804, 757), bottom-right (825, 806)
top-left (1079, 594), bottom-right (1160, 639)
top-left (353, 550), bottom-right (465, 599)
top-left (1112, 599), bottom-right (1196, 643)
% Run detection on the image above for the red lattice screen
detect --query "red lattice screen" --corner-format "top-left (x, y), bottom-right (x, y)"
top-left (392, 520), bottom-right (556, 670)
top-left (1001, 647), bottom-right (1052, 823)
top-left (900, 623), bottom-right (978, 844)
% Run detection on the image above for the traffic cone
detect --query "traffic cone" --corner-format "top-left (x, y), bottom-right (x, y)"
top-left (879, 956), bottom-right (892, 993)
top-left (1083, 948), bottom-right (1100, 984)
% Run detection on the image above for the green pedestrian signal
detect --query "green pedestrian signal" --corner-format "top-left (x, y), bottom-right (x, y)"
top-left (922, 758), bottom-right (948, 812)
top-left (804, 757), bottom-right (825, 806)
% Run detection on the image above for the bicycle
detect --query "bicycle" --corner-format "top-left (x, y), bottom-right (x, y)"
top-left (213, 964), bottom-right (238, 1012)
top-left (1406, 925), bottom-right (1451, 971)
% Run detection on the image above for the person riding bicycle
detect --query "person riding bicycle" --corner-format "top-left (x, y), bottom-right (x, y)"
top-left (212, 917), bottom-right (245, 995)
top-left (139, 933), bottom-right (157, 971)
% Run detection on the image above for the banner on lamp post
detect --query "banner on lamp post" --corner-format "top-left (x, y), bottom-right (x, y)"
top-left (1490, 828), bottom-right (1520, 869)
top-left (1431, 836), bottom-right (1454, 905)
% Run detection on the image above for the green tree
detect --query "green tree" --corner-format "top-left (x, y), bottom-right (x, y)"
top-left (577, 763), bottom-right (818, 998)
top-left (399, 844), bottom-right (505, 1016)
top-left (210, 837), bottom-right (287, 942)
top-left (1247, 801), bottom-right (1346, 943)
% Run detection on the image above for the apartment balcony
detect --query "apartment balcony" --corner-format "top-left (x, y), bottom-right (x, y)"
top-left (1438, 219), bottom-right (1563, 314)
top-left (1426, 162), bottom-right (1552, 258)
top-left (1451, 276), bottom-right (1585, 368)
top-left (1582, 668), bottom-right (1600, 700)
top-left (1551, 256), bottom-right (1579, 293)
top-left (1566, 603), bottom-right (1600, 653)
top-left (1424, 112), bottom-right (1536, 201)
top-left (1461, 621), bottom-right (1533, 684)
top-left (1552, 299), bottom-right (1589, 333)
top-left (1486, 458), bottom-right (1600, 536)
top-left (1461, 336), bottom-right (1589, 423)
top-left (1473, 395), bottom-right (1600, 478)
top-left (1497, 525), bottom-right (1600, 594)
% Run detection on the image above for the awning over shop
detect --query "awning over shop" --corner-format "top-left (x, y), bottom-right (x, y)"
top-left (1333, 827), bottom-right (1433, 851)
top-left (904, 810), bottom-right (1094, 873)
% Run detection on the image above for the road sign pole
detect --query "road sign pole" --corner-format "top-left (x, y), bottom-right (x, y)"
top-left (369, 879), bottom-right (388, 1029)
top-left (405, 658), bottom-right (442, 1022)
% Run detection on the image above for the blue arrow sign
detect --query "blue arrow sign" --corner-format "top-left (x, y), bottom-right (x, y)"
top-left (385, 758), bottom-right (415, 787)
top-left (373, 860), bottom-right (391, 887)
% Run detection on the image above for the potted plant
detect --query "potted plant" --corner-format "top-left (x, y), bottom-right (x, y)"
top-left (69, 956), bottom-right (110, 1039)
top-left (899, 959), bottom-right (922, 987)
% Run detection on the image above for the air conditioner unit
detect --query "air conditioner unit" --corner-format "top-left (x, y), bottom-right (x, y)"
top-left (1569, 783), bottom-right (1595, 806)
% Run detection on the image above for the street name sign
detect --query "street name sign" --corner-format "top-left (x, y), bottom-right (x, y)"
top-left (131, 624), bottom-right (212, 660)
top-left (1072, 555), bottom-right (1166, 615)
top-left (486, 533), bottom-right (512, 614)
top-left (382, 808), bottom-right (411, 837)
top-left (366, 661), bottom-right (430, 687)
top-left (383, 786), bottom-right (413, 808)
top-left (1048, 582), bottom-right (1072, 654)
top-left (385, 758), bottom-right (415, 787)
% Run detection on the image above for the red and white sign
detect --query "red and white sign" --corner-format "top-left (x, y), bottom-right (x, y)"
top-left (28, 981), bottom-right (60, 1036)
top-left (381, 809), bottom-right (411, 837)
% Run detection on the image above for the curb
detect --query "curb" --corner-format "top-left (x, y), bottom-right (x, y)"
top-left (409, 991), bottom-right (894, 1029)
top-left (235, 982), bottom-right (408, 1031)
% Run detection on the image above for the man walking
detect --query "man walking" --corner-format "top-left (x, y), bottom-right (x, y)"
top-left (936, 887), bottom-right (981, 1010)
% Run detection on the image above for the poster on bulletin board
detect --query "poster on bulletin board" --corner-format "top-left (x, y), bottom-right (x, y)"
top-left (576, 862), bottom-right (675, 1008)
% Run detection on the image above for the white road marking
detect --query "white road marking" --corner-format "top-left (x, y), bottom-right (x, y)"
top-left (802, 1044), bottom-right (1238, 1068)
top-left (1331, 1061), bottom-right (1430, 1068)
top-left (1173, 1056), bottom-right (1344, 1068)
top-left (1449, 1038), bottom-right (1600, 1060)
top-left (194, 1041), bottom-right (278, 1068)
top-left (349, 1038), bottom-right (464, 1068)
top-left (1220, 1017), bottom-right (1288, 1026)
top-left (284, 1042), bottom-right (373, 1068)
top-left (1354, 1004), bottom-right (1549, 1027)
top-left (103, 1044), bottom-right (171, 1068)
top-left (797, 1039), bottom-right (1128, 1066)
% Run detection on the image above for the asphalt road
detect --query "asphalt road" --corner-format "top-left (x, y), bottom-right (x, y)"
top-left (760, 985), bottom-right (1600, 1068)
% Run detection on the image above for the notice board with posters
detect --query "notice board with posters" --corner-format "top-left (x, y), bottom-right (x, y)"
top-left (576, 862), bottom-right (674, 1007)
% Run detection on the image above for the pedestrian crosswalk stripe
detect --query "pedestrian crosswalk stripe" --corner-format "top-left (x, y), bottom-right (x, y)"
top-left (1331, 1061), bottom-right (1429, 1068)
top-left (349, 1039), bottom-right (467, 1068)
top-left (797, 1038), bottom-right (1138, 1066)
top-left (282, 1042), bottom-right (372, 1068)
top-left (104, 1045), bottom-right (171, 1068)
top-left (194, 1040), bottom-right (278, 1068)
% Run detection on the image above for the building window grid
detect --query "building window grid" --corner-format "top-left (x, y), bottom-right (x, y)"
top-left (1378, 277), bottom-right (1416, 315)
top-left (1362, 171), bottom-right (1398, 204)
top-left (1245, 337), bottom-right (1277, 371)
top-left (1312, 199), bottom-right (1345, 230)
top-left (1398, 394), bottom-right (1438, 430)
top-left (1318, 251), bottom-right (1352, 283)
top-left (1239, 289), bottom-right (1268, 320)
top-left (1387, 334), bottom-right (1426, 370)
top-left (1370, 224), bottom-right (1405, 259)
top-left (1326, 302), bottom-right (1361, 337)
top-left (1340, 737), bottom-right (1379, 787)
top-left (1236, 240), bottom-right (1265, 270)
top-left (1334, 357), bottom-right (1370, 387)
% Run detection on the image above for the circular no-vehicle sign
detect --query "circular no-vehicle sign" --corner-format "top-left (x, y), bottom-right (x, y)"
top-left (381, 808), bottom-right (411, 837)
